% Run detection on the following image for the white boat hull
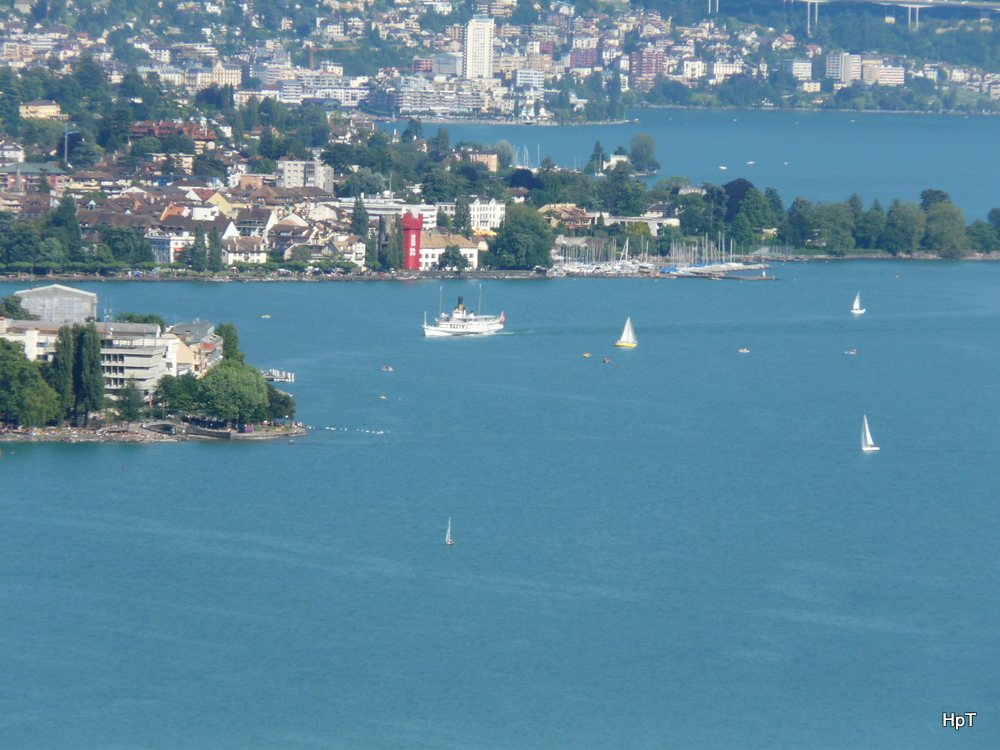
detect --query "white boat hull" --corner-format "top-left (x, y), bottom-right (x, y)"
top-left (423, 319), bottom-right (504, 337)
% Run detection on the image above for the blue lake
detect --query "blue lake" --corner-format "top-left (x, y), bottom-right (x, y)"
top-left (388, 108), bottom-right (1000, 220)
top-left (1, 266), bottom-right (998, 748)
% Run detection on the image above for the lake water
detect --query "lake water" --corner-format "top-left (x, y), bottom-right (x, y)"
top-left (388, 109), bottom-right (1000, 220)
top-left (1, 265), bottom-right (997, 749)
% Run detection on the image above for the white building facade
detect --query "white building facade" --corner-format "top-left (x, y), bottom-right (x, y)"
top-left (464, 16), bottom-right (495, 79)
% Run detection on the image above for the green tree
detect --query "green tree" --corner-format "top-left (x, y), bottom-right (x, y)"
top-left (265, 382), bottom-right (296, 421)
top-left (919, 189), bottom-right (951, 211)
top-left (48, 192), bottom-right (83, 262)
top-left (0, 339), bottom-right (61, 427)
top-left (189, 224), bottom-right (207, 272)
top-left (966, 220), bottom-right (999, 254)
top-left (215, 322), bottom-right (244, 362)
top-left (814, 202), bottom-right (856, 256)
top-left (421, 167), bottom-right (457, 203)
top-left (765, 187), bottom-right (786, 223)
top-left (100, 226), bottom-right (153, 266)
top-left (437, 245), bottom-right (469, 270)
top-left (199, 360), bottom-right (269, 426)
top-left (0, 294), bottom-right (35, 319)
top-left (115, 377), bottom-right (145, 429)
top-left (402, 118), bottom-right (423, 141)
top-left (629, 133), bottom-right (660, 173)
top-left (585, 140), bottom-right (606, 174)
top-left (881, 201), bottom-right (925, 256)
top-left (728, 212), bottom-right (755, 248)
top-left (430, 127), bottom-right (450, 152)
top-left (72, 322), bottom-right (104, 426)
top-left (854, 200), bottom-right (886, 250)
top-left (596, 163), bottom-right (646, 216)
top-left (48, 324), bottom-right (76, 418)
top-left (154, 373), bottom-right (201, 416)
top-left (350, 196), bottom-right (369, 237)
top-left (488, 204), bottom-right (553, 269)
top-left (674, 193), bottom-right (711, 236)
top-left (784, 197), bottom-right (816, 247)
top-left (922, 201), bottom-right (968, 258)
top-left (734, 187), bottom-right (774, 233)
top-left (453, 195), bottom-right (472, 238)
top-left (208, 226), bottom-right (224, 272)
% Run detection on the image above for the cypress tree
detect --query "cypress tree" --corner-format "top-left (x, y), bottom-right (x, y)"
top-left (73, 323), bottom-right (104, 426)
top-left (350, 196), bottom-right (369, 238)
top-left (454, 195), bottom-right (472, 238)
top-left (208, 226), bottom-right (224, 272)
top-left (50, 324), bottom-right (76, 420)
top-left (190, 224), bottom-right (207, 272)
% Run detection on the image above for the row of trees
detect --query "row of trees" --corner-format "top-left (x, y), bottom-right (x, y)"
top-left (0, 322), bottom-right (103, 427)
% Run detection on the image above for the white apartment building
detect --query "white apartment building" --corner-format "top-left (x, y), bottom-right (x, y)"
top-left (435, 197), bottom-right (507, 231)
top-left (463, 16), bottom-right (495, 79)
top-left (826, 52), bottom-right (861, 84)
top-left (682, 59), bottom-right (707, 80)
top-left (515, 69), bottom-right (546, 90)
top-left (417, 231), bottom-right (481, 270)
top-left (275, 159), bottom-right (338, 193)
top-left (784, 59), bottom-right (813, 81)
top-left (877, 65), bottom-right (905, 86)
top-left (0, 318), bottom-right (180, 398)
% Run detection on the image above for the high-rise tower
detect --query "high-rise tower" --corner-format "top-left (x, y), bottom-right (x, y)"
top-left (463, 16), bottom-right (495, 79)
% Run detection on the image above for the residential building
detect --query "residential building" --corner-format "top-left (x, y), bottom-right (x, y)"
top-left (167, 322), bottom-right (224, 377)
top-left (18, 99), bottom-right (67, 120)
top-left (826, 52), bottom-right (861, 84)
top-left (417, 230), bottom-right (481, 270)
top-left (784, 59), bottom-right (813, 81)
top-left (0, 317), bottom-right (180, 398)
top-left (463, 16), bottom-right (495, 79)
top-left (275, 159), bottom-right (338, 192)
top-left (435, 196), bottom-right (506, 231)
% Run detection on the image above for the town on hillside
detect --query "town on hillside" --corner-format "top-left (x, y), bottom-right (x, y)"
top-left (0, 2), bottom-right (999, 272)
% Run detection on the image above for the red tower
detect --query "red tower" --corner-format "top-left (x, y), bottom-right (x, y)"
top-left (401, 213), bottom-right (423, 270)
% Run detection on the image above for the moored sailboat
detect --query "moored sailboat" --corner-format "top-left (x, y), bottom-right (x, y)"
top-left (615, 317), bottom-right (637, 348)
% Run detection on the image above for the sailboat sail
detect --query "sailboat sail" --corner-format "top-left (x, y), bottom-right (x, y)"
top-left (852, 292), bottom-right (865, 314)
top-left (862, 415), bottom-right (879, 452)
top-left (615, 317), bottom-right (637, 348)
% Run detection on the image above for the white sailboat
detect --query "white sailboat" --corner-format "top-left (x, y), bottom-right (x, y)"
top-left (446, 518), bottom-right (455, 545)
top-left (851, 292), bottom-right (865, 315)
top-left (615, 317), bottom-right (637, 348)
top-left (861, 415), bottom-right (879, 452)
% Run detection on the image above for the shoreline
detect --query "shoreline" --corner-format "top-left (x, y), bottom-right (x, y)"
top-left (0, 424), bottom-right (308, 444)
top-left (2, 255), bottom-right (997, 286)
